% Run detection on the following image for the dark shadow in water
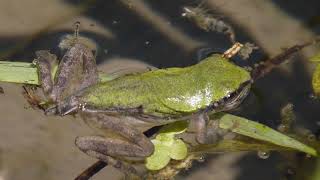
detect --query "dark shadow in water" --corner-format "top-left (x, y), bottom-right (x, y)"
top-left (61, 0), bottom-right (260, 67)
top-left (271, 0), bottom-right (320, 23)
top-left (235, 153), bottom-right (282, 180)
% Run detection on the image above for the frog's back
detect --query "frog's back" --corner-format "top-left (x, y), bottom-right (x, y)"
top-left (80, 55), bottom-right (251, 117)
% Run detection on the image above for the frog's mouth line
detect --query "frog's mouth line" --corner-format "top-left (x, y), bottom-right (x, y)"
top-left (206, 79), bottom-right (252, 113)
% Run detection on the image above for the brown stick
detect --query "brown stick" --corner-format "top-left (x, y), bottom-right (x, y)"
top-left (74, 160), bottom-right (108, 180)
top-left (251, 39), bottom-right (319, 81)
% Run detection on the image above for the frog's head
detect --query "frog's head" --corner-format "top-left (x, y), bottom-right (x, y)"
top-left (197, 55), bottom-right (252, 112)
top-left (208, 79), bottom-right (252, 113)
top-left (205, 41), bottom-right (312, 113)
top-left (200, 39), bottom-right (319, 113)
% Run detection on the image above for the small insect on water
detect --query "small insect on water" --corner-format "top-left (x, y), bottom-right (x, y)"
top-left (27, 17), bottom-right (319, 180)
top-left (182, 5), bottom-right (259, 60)
top-left (182, 6), bottom-right (236, 43)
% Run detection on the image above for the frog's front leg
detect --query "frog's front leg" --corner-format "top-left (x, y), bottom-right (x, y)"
top-left (190, 112), bottom-right (218, 144)
top-left (75, 113), bottom-right (154, 175)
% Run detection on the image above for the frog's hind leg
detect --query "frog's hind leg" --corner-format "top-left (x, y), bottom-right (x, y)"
top-left (75, 113), bottom-right (154, 175)
top-left (77, 43), bottom-right (99, 89)
top-left (76, 141), bottom-right (139, 175)
top-left (52, 43), bottom-right (98, 102)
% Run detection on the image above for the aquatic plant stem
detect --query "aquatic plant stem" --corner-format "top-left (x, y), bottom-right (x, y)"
top-left (0, 61), bottom-right (113, 85)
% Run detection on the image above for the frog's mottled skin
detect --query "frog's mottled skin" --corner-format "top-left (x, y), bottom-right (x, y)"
top-left (80, 54), bottom-right (251, 117)
top-left (36, 37), bottom-right (251, 176)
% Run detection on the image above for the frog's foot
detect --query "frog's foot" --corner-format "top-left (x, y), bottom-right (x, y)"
top-left (75, 113), bottom-right (154, 175)
top-left (76, 136), bottom-right (147, 176)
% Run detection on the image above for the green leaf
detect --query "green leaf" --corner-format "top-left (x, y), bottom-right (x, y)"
top-left (0, 61), bottom-right (116, 85)
top-left (191, 139), bottom-right (289, 154)
top-left (145, 121), bottom-right (188, 170)
top-left (312, 63), bottom-right (320, 96)
top-left (310, 52), bottom-right (320, 62)
top-left (0, 61), bottom-right (39, 85)
top-left (169, 139), bottom-right (188, 160)
top-left (310, 158), bottom-right (320, 180)
top-left (219, 114), bottom-right (318, 156)
top-left (157, 120), bottom-right (188, 135)
top-left (155, 134), bottom-right (175, 146)
top-left (145, 140), bottom-right (171, 170)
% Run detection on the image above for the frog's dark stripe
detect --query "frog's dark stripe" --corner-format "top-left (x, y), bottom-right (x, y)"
top-left (205, 79), bottom-right (252, 113)
top-left (81, 103), bottom-right (193, 123)
top-left (82, 105), bottom-right (144, 115)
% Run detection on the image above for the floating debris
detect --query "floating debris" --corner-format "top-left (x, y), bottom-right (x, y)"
top-left (182, 6), bottom-right (235, 43)
top-left (196, 156), bottom-right (205, 163)
top-left (277, 103), bottom-right (295, 133)
top-left (238, 42), bottom-right (259, 60)
top-left (257, 151), bottom-right (270, 159)
top-left (307, 134), bottom-right (316, 142)
top-left (277, 124), bottom-right (289, 133)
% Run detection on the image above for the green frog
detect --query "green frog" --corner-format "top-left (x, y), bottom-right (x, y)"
top-left (34, 27), bottom-right (312, 175)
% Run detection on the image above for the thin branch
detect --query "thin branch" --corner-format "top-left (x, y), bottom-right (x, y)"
top-left (74, 161), bottom-right (108, 180)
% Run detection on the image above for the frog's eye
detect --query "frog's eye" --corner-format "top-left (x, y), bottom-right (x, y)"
top-left (214, 80), bottom-right (252, 111)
